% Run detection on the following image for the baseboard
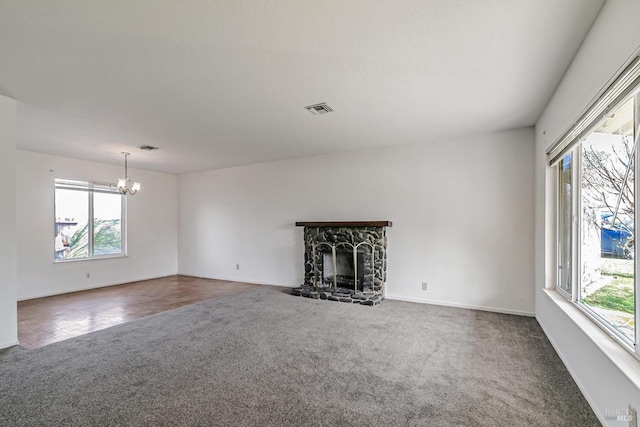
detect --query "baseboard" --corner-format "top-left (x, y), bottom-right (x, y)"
top-left (0, 340), bottom-right (19, 350)
top-left (17, 274), bottom-right (179, 301)
top-left (177, 273), bottom-right (292, 288)
top-left (384, 295), bottom-right (535, 317)
top-left (536, 316), bottom-right (607, 426)
top-left (175, 277), bottom-right (533, 316)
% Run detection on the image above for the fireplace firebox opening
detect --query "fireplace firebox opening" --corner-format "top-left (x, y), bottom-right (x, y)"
top-left (322, 249), bottom-right (365, 290)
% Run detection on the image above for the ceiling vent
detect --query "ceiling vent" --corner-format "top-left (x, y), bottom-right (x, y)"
top-left (138, 145), bottom-right (159, 151)
top-left (305, 103), bottom-right (334, 115)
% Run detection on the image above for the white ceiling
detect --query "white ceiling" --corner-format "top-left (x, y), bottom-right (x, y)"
top-left (0, 1), bottom-right (605, 174)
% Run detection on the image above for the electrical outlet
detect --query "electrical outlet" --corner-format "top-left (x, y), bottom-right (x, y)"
top-left (236, 264), bottom-right (240, 270)
top-left (421, 282), bottom-right (428, 291)
top-left (85, 273), bottom-right (90, 278)
top-left (629, 404), bottom-right (637, 427)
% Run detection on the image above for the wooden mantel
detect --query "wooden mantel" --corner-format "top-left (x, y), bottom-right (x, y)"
top-left (295, 221), bottom-right (392, 227)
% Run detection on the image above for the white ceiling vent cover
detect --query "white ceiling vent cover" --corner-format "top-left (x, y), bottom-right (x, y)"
top-left (305, 103), bottom-right (334, 115)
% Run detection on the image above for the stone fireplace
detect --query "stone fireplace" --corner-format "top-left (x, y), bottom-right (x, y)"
top-left (291, 221), bottom-right (391, 306)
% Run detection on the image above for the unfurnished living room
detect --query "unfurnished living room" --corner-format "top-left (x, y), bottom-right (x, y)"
top-left (1, 1), bottom-right (639, 426)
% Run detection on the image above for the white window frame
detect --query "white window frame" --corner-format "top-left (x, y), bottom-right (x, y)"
top-left (54, 179), bottom-right (127, 262)
top-left (549, 54), bottom-right (640, 360)
top-left (556, 152), bottom-right (576, 301)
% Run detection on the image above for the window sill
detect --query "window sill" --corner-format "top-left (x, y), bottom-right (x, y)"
top-left (542, 288), bottom-right (640, 389)
top-left (54, 254), bottom-right (128, 263)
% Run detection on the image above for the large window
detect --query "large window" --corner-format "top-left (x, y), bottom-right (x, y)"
top-left (54, 179), bottom-right (126, 261)
top-left (551, 56), bottom-right (640, 357)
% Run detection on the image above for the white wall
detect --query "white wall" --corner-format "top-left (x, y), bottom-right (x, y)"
top-left (179, 128), bottom-right (535, 315)
top-left (0, 95), bottom-right (17, 348)
top-left (16, 150), bottom-right (178, 300)
top-left (535, 0), bottom-right (640, 424)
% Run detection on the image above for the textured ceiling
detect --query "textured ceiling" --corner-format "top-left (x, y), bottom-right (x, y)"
top-left (0, 1), bottom-right (605, 174)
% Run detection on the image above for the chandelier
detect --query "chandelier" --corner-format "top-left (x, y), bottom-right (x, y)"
top-left (116, 152), bottom-right (141, 196)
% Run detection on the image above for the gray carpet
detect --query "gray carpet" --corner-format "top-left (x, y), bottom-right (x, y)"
top-left (0, 286), bottom-right (599, 426)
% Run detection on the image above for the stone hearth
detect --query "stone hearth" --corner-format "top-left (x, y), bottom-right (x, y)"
top-left (292, 221), bottom-right (391, 306)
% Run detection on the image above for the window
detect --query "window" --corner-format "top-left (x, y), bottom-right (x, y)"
top-left (580, 97), bottom-right (635, 343)
top-left (54, 179), bottom-right (126, 261)
top-left (558, 153), bottom-right (573, 296)
top-left (550, 55), bottom-right (640, 357)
